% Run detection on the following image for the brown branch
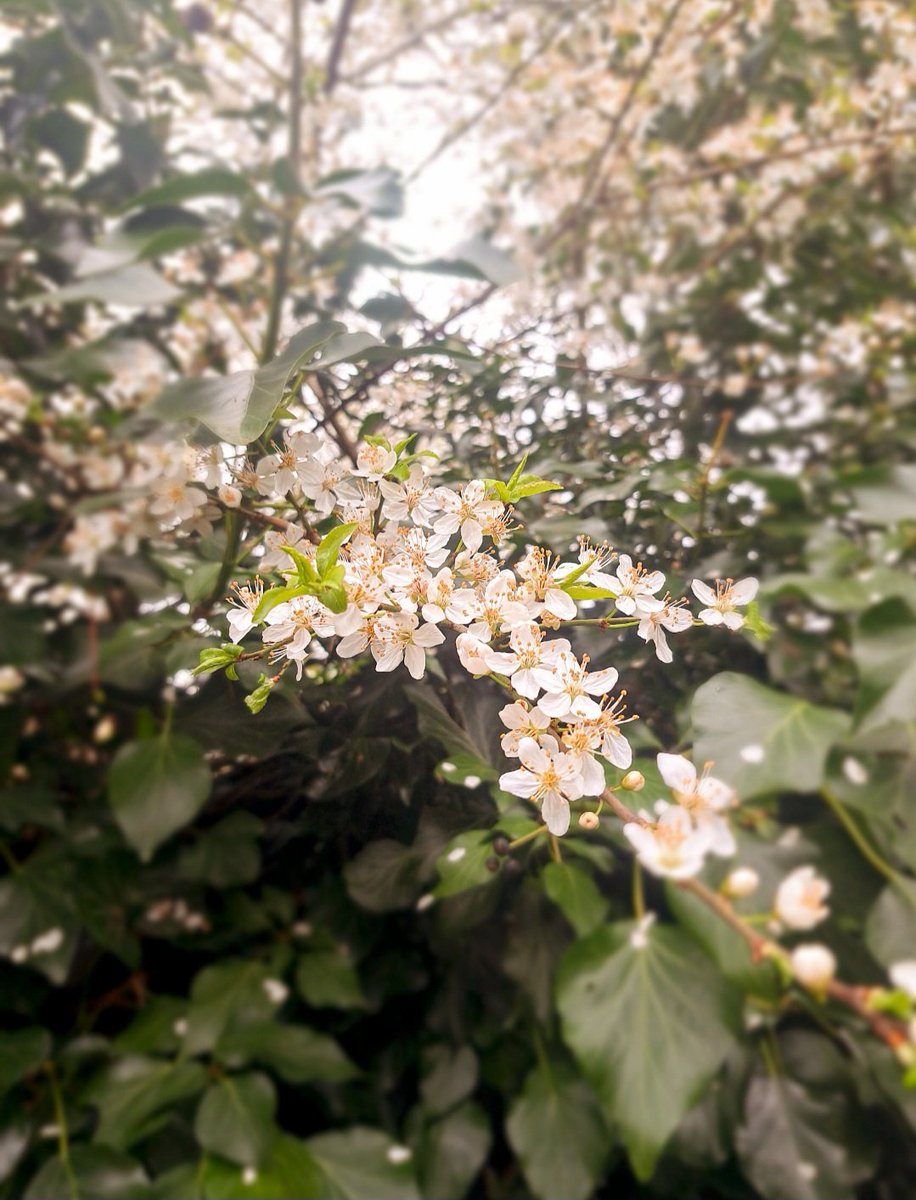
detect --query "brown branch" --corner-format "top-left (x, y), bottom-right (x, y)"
top-left (261, 0), bottom-right (304, 365)
top-left (599, 786), bottom-right (908, 1051)
top-left (324, 0), bottom-right (359, 93)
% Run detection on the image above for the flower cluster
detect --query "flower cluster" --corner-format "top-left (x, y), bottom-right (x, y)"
top-left (218, 428), bottom-right (759, 839)
top-left (623, 754), bottom-right (737, 879)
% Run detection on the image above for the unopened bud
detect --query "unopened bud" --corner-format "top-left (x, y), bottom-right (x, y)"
top-left (790, 943), bottom-right (836, 993)
top-left (723, 866), bottom-right (760, 898)
top-left (578, 811), bottom-right (600, 830)
top-left (620, 770), bottom-right (645, 792)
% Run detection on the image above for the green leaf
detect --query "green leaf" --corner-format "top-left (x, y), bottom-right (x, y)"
top-left (0, 855), bottom-right (80, 983)
top-left (21, 263), bottom-right (181, 309)
top-left (344, 840), bottom-right (424, 913)
top-left (0, 1027), bottom-right (50, 1093)
top-left (556, 921), bottom-right (739, 1180)
top-left (194, 1072), bottom-right (277, 1168)
top-left (736, 1069), bottom-right (875, 1200)
top-left (316, 523), bottom-right (357, 577)
top-left (192, 643), bottom-right (244, 676)
top-left (217, 1022), bottom-right (359, 1084)
top-left (124, 167), bottom-right (252, 209)
top-left (433, 831), bottom-right (499, 899)
top-left (245, 674), bottom-right (276, 714)
top-left (183, 959), bottom-right (284, 1057)
top-left (307, 1127), bottom-right (420, 1199)
top-left (153, 320), bottom-right (344, 443)
top-left (296, 948), bottom-right (367, 1010)
top-left (199, 1135), bottom-right (327, 1199)
top-left (541, 862), bottom-right (609, 937)
top-left (179, 813), bottom-right (263, 887)
top-left (24, 1146), bottom-right (149, 1200)
top-left (506, 1059), bottom-right (610, 1200)
top-left (108, 733), bottom-right (212, 862)
top-left (847, 465), bottom-right (916, 525)
top-left (316, 167), bottom-right (403, 216)
top-left (692, 673), bottom-right (850, 799)
top-left (562, 585), bottom-right (618, 601)
top-left (865, 877), bottom-right (916, 967)
top-left (419, 1045), bottom-right (478, 1117)
top-left (85, 1055), bottom-right (207, 1151)
top-left (414, 1103), bottom-right (490, 1200)
top-left (253, 583), bottom-right (313, 624)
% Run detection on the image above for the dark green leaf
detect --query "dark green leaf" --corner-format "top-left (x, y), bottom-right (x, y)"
top-left (108, 733), bottom-right (212, 862)
top-left (194, 1072), bottom-right (277, 1168)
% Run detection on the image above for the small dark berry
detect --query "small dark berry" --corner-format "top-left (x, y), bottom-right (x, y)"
top-left (182, 5), bottom-right (213, 33)
top-left (503, 857), bottom-right (522, 876)
top-left (485, 856), bottom-right (500, 873)
top-left (492, 836), bottom-right (510, 856)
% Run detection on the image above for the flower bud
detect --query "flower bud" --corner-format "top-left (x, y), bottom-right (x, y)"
top-left (723, 866), bottom-right (759, 898)
top-left (578, 811), bottom-right (600, 830)
top-left (620, 770), bottom-right (645, 792)
top-left (774, 865), bottom-right (830, 930)
top-left (790, 943), bottom-right (836, 993)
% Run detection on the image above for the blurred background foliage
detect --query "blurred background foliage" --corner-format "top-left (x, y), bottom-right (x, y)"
top-left (0, 0), bottom-right (914, 1197)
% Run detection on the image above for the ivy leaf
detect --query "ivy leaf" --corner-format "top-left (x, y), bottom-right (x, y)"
top-left (306, 1127), bottom-right (420, 1199)
top-left (84, 1056), bottom-right (207, 1151)
top-left (217, 1022), bottom-right (359, 1084)
top-left (24, 1146), bottom-right (149, 1200)
top-left (736, 1068), bottom-right (875, 1199)
top-left (413, 1103), bottom-right (490, 1200)
top-left (692, 673), bottom-right (850, 799)
top-left (865, 877), bottom-right (916, 967)
top-left (296, 947), bottom-right (367, 1010)
top-left (433, 831), bottom-right (499, 899)
top-left (556, 922), bottom-right (740, 1180)
top-left (0, 1028), bottom-right (51, 1094)
top-left (153, 320), bottom-right (344, 443)
top-left (183, 959), bottom-right (285, 1057)
top-left (194, 1072), bottom-right (277, 1168)
top-left (107, 733), bottom-right (212, 862)
top-left (541, 862), bottom-right (609, 937)
top-left (506, 1059), bottom-right (610, 1200)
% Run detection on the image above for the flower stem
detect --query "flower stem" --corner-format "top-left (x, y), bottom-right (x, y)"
top-left (820, 787), bottom-right (896, 880)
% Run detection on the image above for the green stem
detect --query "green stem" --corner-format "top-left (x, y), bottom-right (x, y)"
top-left (632, 858), bottom-right (645, 918)
top-left (820, 787), bottom-right (896, 880)
top-left (46, 1061), bottom-right (78, 1200)
top-left (508, 827), bottom-right (547, 850)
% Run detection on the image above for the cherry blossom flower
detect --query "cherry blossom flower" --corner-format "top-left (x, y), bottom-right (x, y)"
top-left (149, 474), bottom-right (209, 525)
top-left (355, 443), bottom-right (397, 480)
top-left (498, 736), bottom-right (585, 835)
top-left (623, 805), bottom-right (712, 879)
top-left (371, 613), bottom-right (445, 679)
top-left (498, 701), bottom-right (552, 755)
top-left (691, 577), bottom-right (759, 630)
top-left (433, 479), bottom-right (503, 552)
top-left (378, 465), bottom-right (436, 527)
top-left (605, 554), bottom-right (666, 616)
top-left (657, 754), bottom-right (735, 812)
top-left (227, 579), bottom-right (264, 643)
top-left (483, 622), bottom-right (569, 698)
top-left (637, 602), bottom-right (693, 663)
top-left (535, 651), bottom-right (618, 720)
top-left (447, 573), bottom-right (531, 641)
top-left (774, 865), bottom-right (830, 930)
top-left (515, 546), bottom-right (578, 621)
top-left (262, 595), bottom-right (335, 678)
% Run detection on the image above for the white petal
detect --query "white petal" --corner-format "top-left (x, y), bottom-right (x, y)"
top-left (730, 577), bottom-right (759, 605)
top-left (499, 768), bottom-right (539, 798)
top-left (657, 753), bottom-right (697, 793)
top-left (691, 580), bottom-right (717, 606)
top-left (541, 790), bottom-right (570, 836)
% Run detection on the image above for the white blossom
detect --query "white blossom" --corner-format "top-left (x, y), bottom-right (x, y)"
top-left (774, 865), bottom-right (830, 930)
